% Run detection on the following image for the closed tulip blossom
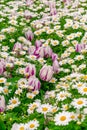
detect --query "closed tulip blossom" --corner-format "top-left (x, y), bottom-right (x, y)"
top-left (40, 65), bottom-right (53, 81)
top-left (52, 53), bottom-right (58, 61)
top-left (25, 64), bottom-right (36, 78)
top-left (25, 30), bottom-right (34, 41)
top-left (24, 10), bottom-right (32, 19)
top-left (26, 0), bottom-right (34, 6)
top-left (53, 60), bottom-right (60, 73)
top-left (28, 76), bottom-right (41, 90)
top-left (75, 44), bottom-right (86, 52)
top-left (44, 46), bottom-right (53, 58)
top-left (13, 42), bottom-right (22, 52)
top-left (28, 46), bottom-right (36, 55)
top-left (0, 95), bottom-right (5, 112)
top-left (0, 63), bottom-right (4, 75)
top-left (35, 40), bottom-right (42, 49)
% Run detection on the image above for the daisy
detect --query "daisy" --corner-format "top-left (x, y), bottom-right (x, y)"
top-left (27, 93), bottom-right (35, 99)
top-left (54, 111), bottom-right (71, 126)
top-left (36, 103), bottom-right (52, 114)
top-left (51, 40), bottom-right (59, 46)
top-left (78, 86), bottom-right (87, 95)
top-left (0, 34), bottom-right (5, 41)
top-left (26, 120), bottom-right (39, 130)
top-left (56, 91), bottom-right (70, 101)
top-left (71, 98), bottom-right (87, 109)
top-left (0, 78), bottom-right (6, 84)
top-left (9, 97), bottom-right (20, 107)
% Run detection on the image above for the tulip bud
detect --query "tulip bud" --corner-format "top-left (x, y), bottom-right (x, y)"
top-left (0, 63), bottom-right (4, 75)
top-left (53, 60), bottom-right (60, 73)
top-left (13, 42), bottom-right (22, 52)
top-left (0, 95), bottom-right (5, 112)
top-left (35, 40), bottom-right (42, 49)
top-left (52, 53), bottom-right (58, 61)
top-left (25, 30), bottom-right (34, 41)
top-left (40, 65), bottom-right (53, 81)
top-left (24, 10), bottom-right (32, 19)
top-left (75, 44), bottom-right (86, 52)
top-left (25, 64), bottom-right (36, 78)
top-left (28, 76), bottom-right (41, 90)
top-left (44, 46), bottom-right (53, 58)
top-left (28, 46), bottom-right (36, 55)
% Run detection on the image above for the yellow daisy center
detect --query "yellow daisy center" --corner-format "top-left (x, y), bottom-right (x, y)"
top-left (4, 88), bottom-right (9, 93)
top-left (30, 124), bottom-right (35, 128)
top-left (77, 100), bottom-right (83, 105)
top-left (60, 116), bottom-right (66, 121)
top-left (0, 79), bottom-right (4, 83)
top-left (20, 127), bottom-right (25, 130)
top-left (12, 100), bottom-right (17, 104)
top-left (83, 88), bottom-right (87, 92)
top-left (42, 107), bottom-right (48, 112)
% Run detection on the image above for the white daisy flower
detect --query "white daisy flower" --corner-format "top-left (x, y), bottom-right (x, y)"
top-left (54, 111), bottom-right (71, 126)
top-left (26, 120), bottom-right (39, 130)
top-left (71, 98), bottom-right (87, 109)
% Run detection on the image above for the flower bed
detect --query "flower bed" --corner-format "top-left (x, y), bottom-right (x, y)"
top-left (0, 0), bottom-right (87, 130)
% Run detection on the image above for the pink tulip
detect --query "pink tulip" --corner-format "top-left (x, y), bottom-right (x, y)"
top-left (28, 76), bottom-right (41, 90)
top-left (50, 8), bottom-right (57, 16)
top-left (0, 63), bottom-right (4, 75)
top-left (25, 64), bottom-right (36, 78)
top-left (75, 44), bottom-right (86, 52)
top-left (53, 60), bottom-right (60, 73)
top-left (0, 95), bottom-right (5, 112)
top-left (26, 0), bottom-right (34, 6)
top-left (13, 42), bottom-right (22, 51)
top-left (25, 30), bottom-right (34, 41)
top-left (52, 53), bottom-right (58, 61)
top-left (44, 46), bottom-right (53, 58)
top-left (40, 65), bottom-right (53, 81)
top-left (28, 46), bottom-right (36, 55)
top-left (24, 10), bottom-right (32, 19)
top-left (35, 40), bottom-right (42, 49)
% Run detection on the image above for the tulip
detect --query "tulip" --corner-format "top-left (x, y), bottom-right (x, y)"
top-left (24, 10), bottom-right (32, 19)
top-left (25, 30), bottom-right (34, 41)
top-left (44, 46), bottom-right (53, 58)
top-left (28, 46), bottom-right (36, 55)
top-left (52, 53), bottom-right (58, 61)
top-left (26, 0), bottom-right (34, 6)
top-left (75, 44), bottom-right (86, 52)
top-left (35, 40), bottom-right (42, 49)
top-left (13, 42), bottom-right (22, 52)
top-left (40, 65), bottom-right (53, 81)
top-left (0, 95), bottom-right (5, 112)
top-left (53, 60), bottom-right (60, 73)
top-left (25, 64), bottom-right (36, 78)
top-left (50, 8), bottom-right (57, 16)
top-left (28, 76), bottom-right (41, 90)
top-left (0, 63), bottom-right (4, 75)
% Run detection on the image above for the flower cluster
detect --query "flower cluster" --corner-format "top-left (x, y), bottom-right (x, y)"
top-left (0, 0), bottom-right (87, 130)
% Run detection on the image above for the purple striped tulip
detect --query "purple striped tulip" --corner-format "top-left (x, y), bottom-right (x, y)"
top-left (24, 10), bottom-right (32, 19)
top-left (75, 44), bottom-right (86, 52)
top-left (0, 95), bottom-right (5, 112)
top-left (53, 60), bottom-right (60, 73)
top-left (25, 30), bottom-right (34, 41)
top-left (40, 65), bottom-right (53, 81)
top-left (35, 40), bottom-right (42, 49)
top-left (13, 42), bottom-right (22, 51)
top-left (34, 47), bottom-right (44, 58)
top-left (25, 63), bottom-right (36, 78)
top-left (50, 8), bottom-right (57, 16)
top-left (44, 46), bottom-right (53, 58)
top-left (52, 53), bottom-right (58, 61)
top-left (0, 63), bottom-right (4, 75)
top-left (28, 76), bottom-right (41, 90)
top-left (26, 0), bottom-right (34, 6)
top-left (28, 46), bottom-right (36, 55)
